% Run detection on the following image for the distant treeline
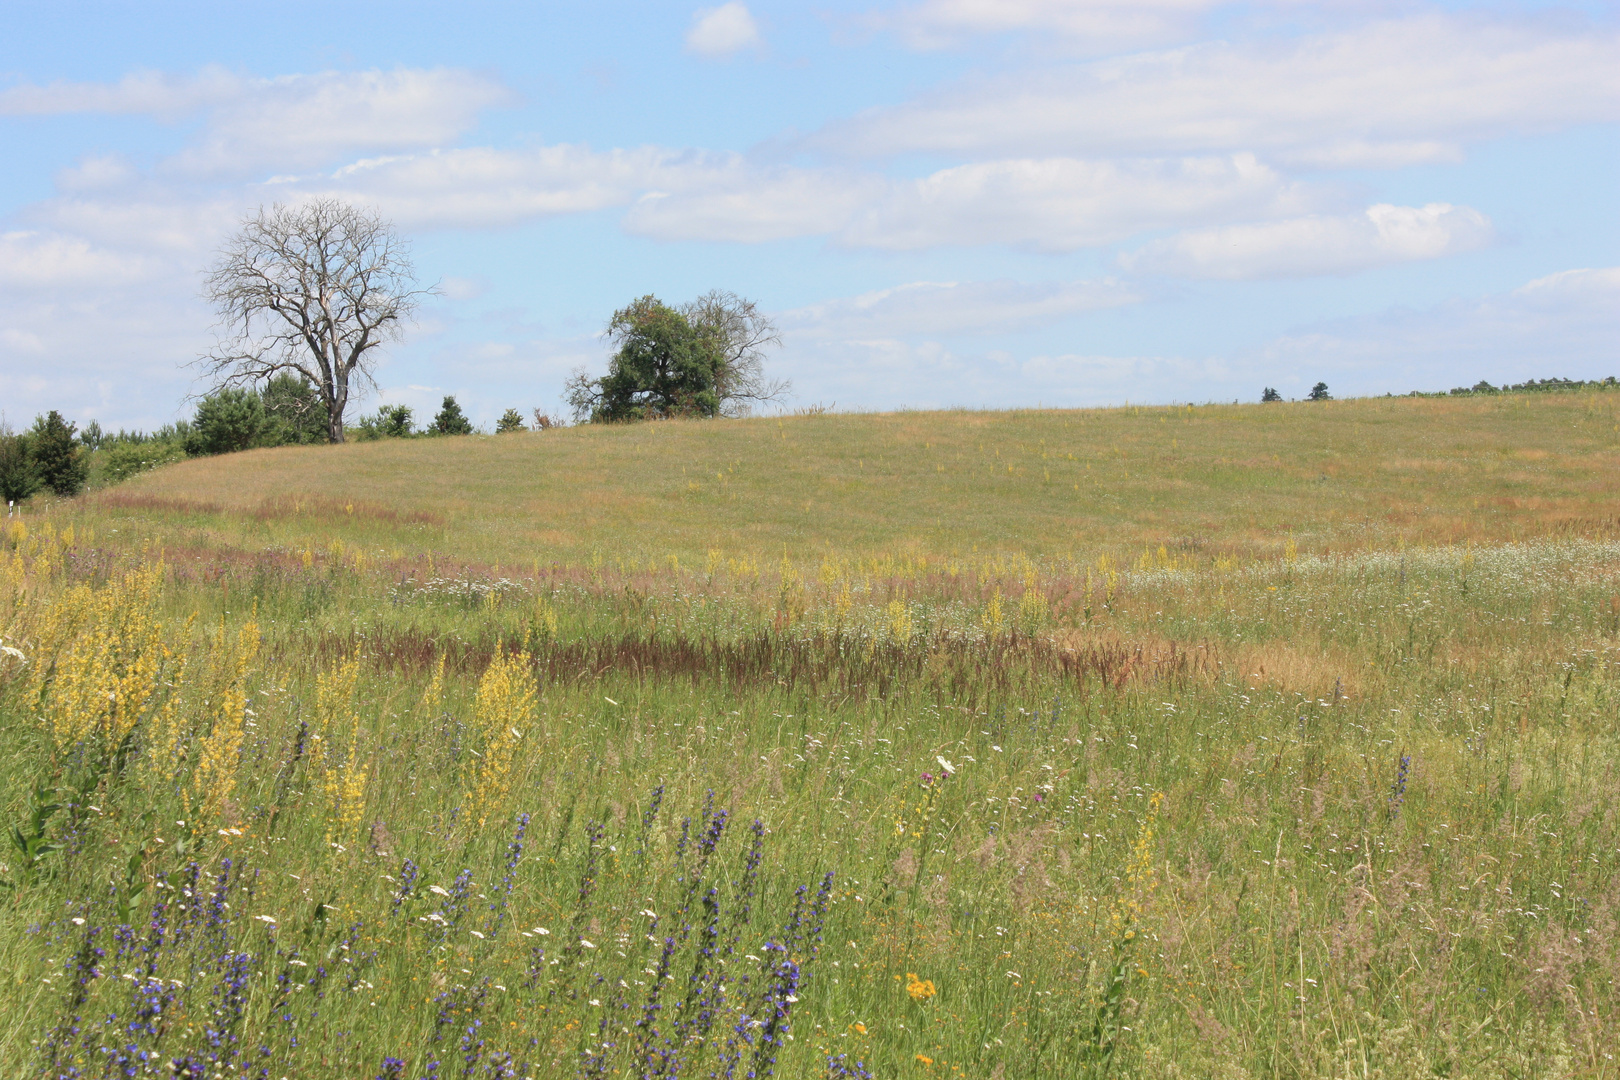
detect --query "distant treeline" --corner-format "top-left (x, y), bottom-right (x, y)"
top-left (1, 375), bottom-right (557, 501)
top-left (1410, 375), bottom-right (1619, 398)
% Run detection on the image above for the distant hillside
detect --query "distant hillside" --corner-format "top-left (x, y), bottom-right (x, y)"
top-left (95, 394), bottom-right (1620, 567)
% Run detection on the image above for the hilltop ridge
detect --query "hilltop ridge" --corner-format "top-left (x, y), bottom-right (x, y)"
top-left (95, 394), bottom-right (1620, 567)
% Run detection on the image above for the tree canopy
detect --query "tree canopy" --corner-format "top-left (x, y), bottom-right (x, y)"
top-left (567, 292), bottom-right (785, 424)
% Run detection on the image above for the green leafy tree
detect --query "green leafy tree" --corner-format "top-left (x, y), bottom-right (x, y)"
top-left (432, 396), bottom-right (474, 436)
top-left (566, 296), bottom-right (723, 423)
top-left (1261, 387), bottom-right (1282, 402)
top-left (496, 408), bottom-right (527, 433)
top-left (30, 411), bottom-right (88, 496)
top-left (1309, 382), bottom-right (1331, 401)
top-left (261, 373), bottom-right (328, 445)
top-left (187, 388), bottom-right (267, 456)
top-left (0, 433), bottom-right (39, 504)
top-left (566, 292), bottom-right (784, 423)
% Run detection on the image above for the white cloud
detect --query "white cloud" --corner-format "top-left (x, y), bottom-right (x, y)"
top-left (842, 153), bottom-right (1311, 251)
top-left (0, 283), bottom-right (211, 429)
top-left (0, 231), bottom-right (156, 288)
top-left (54, 155), bottom-right (142, 192)
top-left (439, 276), bottom-right (489, 302)
top-left (24, 138), bottom-right (1323, 256)
top-left (1122, 202), bottom-right (1495, 279)
top-left (303, 145), bottom-right (1310, 253)
top-left (686, 3), bottom-right (763, 58)
top-left (174, 69), bottom-right (514, 175)
top-left (35, 194), bottom-right (243, 256)
top-left (1514, 265), bottom-right (1620, 306)
top-left (624, 166), bottom-right (886, 242)
top-left (0, 328), bottom-right (46, 354)
top-left (869, 0), bottom-right (1218, 54)
top-left (0, 66), bottom-right (243, 117)
top-left (310, 144), bottom-right (709, 229)
top-left (626, 152), bottom-right (1315, 250)
top-left (781, 277), bottom-right (1141, 339)
top-left (1, 67), bottom-right (513, 176)
top-left (786, 266), bottom-right (1620, 408)
top-left (1246, 266), bottom-right (1620, 394)
top-left (777, 335), bottom-right (1217, 409)
top-left (816, 15), bottom-right (1620, 167)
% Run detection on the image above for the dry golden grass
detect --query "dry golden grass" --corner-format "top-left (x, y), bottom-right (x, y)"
top-left (99, 391), bottom-right (1620, 568)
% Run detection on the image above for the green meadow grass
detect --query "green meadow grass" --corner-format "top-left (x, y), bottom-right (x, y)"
top-left (1, 393), bottom-right (1618, 1078)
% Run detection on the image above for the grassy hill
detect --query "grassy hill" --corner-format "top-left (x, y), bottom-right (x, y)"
top-left (97, 392), bottom-right (1620, 569)
top-left (3, 392), bottom-right (1619, 1077)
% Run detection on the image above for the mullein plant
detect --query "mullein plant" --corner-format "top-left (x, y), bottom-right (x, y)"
top-left (1080, 791), bottom-right (1163, 1078)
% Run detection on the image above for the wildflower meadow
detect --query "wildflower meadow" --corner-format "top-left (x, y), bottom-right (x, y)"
top-left (2, 395), bottom-right (1619, 1078)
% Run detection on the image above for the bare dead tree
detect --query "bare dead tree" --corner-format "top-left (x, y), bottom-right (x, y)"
top-left (198, 199), bottom-right (432, 443)
top-left (681, 290), bottom-right (789, 417)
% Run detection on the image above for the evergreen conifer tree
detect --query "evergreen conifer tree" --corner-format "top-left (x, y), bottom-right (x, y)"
top-left (432, 396), bottom-right (474, 435)
top-left (29, 411), bottom-right (88, 496)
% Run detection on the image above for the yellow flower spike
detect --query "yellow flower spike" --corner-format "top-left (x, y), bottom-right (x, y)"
top-left (313, 654), bottom-right (365, 843)
top-left (31, 562), bottom-right (170, 754)
top-left (193, 616), bottom-right (260, 828)
top-left (420, 653), bottom-right (446, 718)
top-left (466, 647), bottom-right (538, 828)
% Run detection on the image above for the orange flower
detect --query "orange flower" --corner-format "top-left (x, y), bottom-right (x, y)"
top-left (906, 973), bottom-right (937, 1001)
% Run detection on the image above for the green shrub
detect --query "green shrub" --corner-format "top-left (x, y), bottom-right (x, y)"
top-left (356, 404), bottom-right (415, 440)
top-left (262, 373), bottom-right (328, 445)
top-left (187, 388), bottom-right (267, 455)
top-left (98, 440), bottom-right (188, 484)
top-left (496, 408), bottom-right (526, 433)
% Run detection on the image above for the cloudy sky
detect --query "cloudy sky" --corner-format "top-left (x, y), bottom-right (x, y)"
top-left (2, 0), bottom-right (1616, 430)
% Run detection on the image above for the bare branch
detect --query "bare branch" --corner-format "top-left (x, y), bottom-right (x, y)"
top-left (196, 198), bottom-right (434, 442)
top-left (680, 290), bottom-right (789, 417)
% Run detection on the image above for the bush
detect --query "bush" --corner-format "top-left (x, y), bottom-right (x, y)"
top-left (0, 433), bottom-right (39, 504)
top-left (496, 408), bottom-right (526, 433)
top-left (432, 396), bottom-right (474, 436)
top-left (186, 388), bottom-right (267, 456)
top-left (99, 440), bottom-right (187, 484)
top-left (1261, 387), bottom-right (1282, 402)
top-left (356, 404), bottom-right (415, 440)
top-left (1308, 382), bottom-right (1331, 401)
top-left (262, 373), bottom-right (328, 445)
top-left (30, 411), bottom-right (88, 496)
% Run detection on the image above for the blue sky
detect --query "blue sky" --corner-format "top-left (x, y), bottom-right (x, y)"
top-left (2, 0), bottom-right (1616, 430)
